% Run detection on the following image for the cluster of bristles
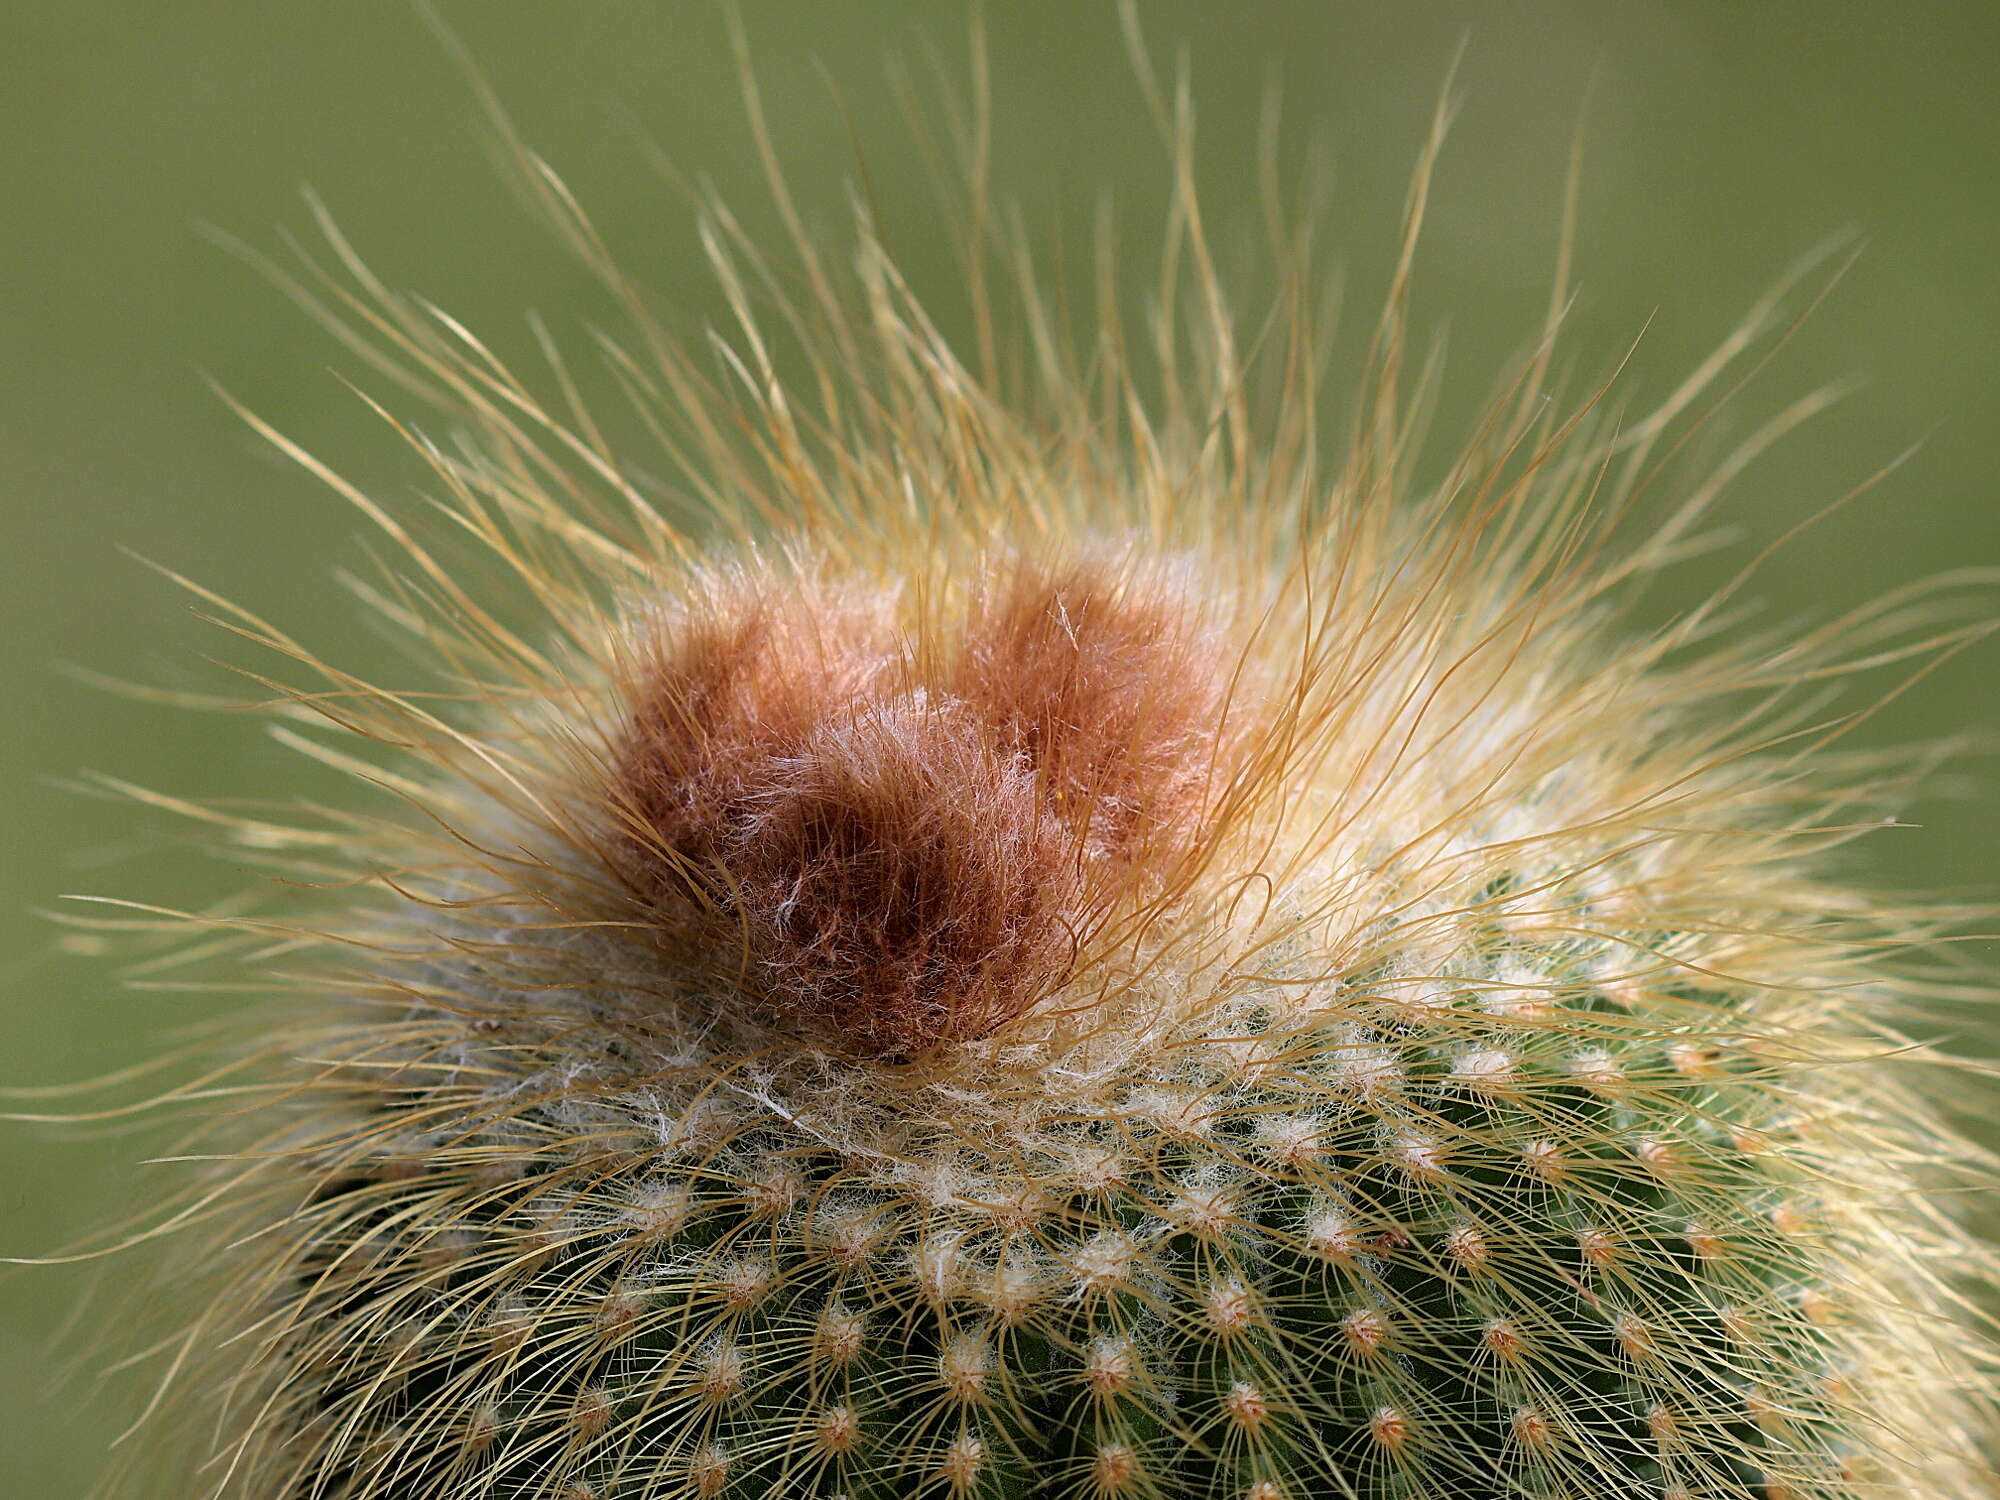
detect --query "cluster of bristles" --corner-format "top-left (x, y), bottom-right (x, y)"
top-left (229, 848), bottom-right (1895, 1500)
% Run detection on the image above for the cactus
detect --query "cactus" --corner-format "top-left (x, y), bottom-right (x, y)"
top-left (49, 29), bottom-right (1999, 1500)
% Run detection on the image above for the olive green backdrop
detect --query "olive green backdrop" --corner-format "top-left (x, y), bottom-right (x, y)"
top-left (4, 3), bottom-right (1996, 1491)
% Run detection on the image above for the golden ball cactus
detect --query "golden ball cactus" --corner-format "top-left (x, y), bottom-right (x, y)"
top-left (39, 25), bottom-right (1999, 1500)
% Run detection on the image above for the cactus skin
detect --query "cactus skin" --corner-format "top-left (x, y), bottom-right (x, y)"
top-left (59, 38), bottom-right (1999, 1500)
top-left (279, 933), bottom-right (1876, 1500)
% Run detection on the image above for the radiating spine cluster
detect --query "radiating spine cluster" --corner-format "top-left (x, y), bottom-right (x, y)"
top-left (234, 829), bottom-right (1947, 1499)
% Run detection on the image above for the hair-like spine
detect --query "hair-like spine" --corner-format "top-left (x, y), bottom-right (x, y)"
top-left (32, 20), bottom-right (2000, 1500)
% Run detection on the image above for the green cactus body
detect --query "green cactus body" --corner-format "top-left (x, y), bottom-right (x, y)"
top-left (55, 34), bottom-right (1998, 1500)
top-left (260, 866), bottom-right (1878, 1500)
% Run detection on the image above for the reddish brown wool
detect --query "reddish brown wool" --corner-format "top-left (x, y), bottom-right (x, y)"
top-left (612, 576), bottom-right (896, 882)
top-left (608, 559), bottom-right (1234, 1057)
top-left (728, 697), bottom-right (1080, 1056)
top-left (953, 557), bottom-right (1234, 862)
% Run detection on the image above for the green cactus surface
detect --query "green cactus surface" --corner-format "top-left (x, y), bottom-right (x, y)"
top-left (281, 927), bottom-right (1871, 1500)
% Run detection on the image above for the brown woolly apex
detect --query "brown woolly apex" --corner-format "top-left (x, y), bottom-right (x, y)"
top-left (610, 556), bottom-right (1240, 1057)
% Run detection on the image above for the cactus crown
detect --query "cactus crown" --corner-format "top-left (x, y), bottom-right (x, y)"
top-left (44, 24), bottom-right (2000, 1500)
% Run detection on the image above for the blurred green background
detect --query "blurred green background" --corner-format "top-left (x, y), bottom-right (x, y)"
top-left (4, 2), bottom-right (1995, 1490)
